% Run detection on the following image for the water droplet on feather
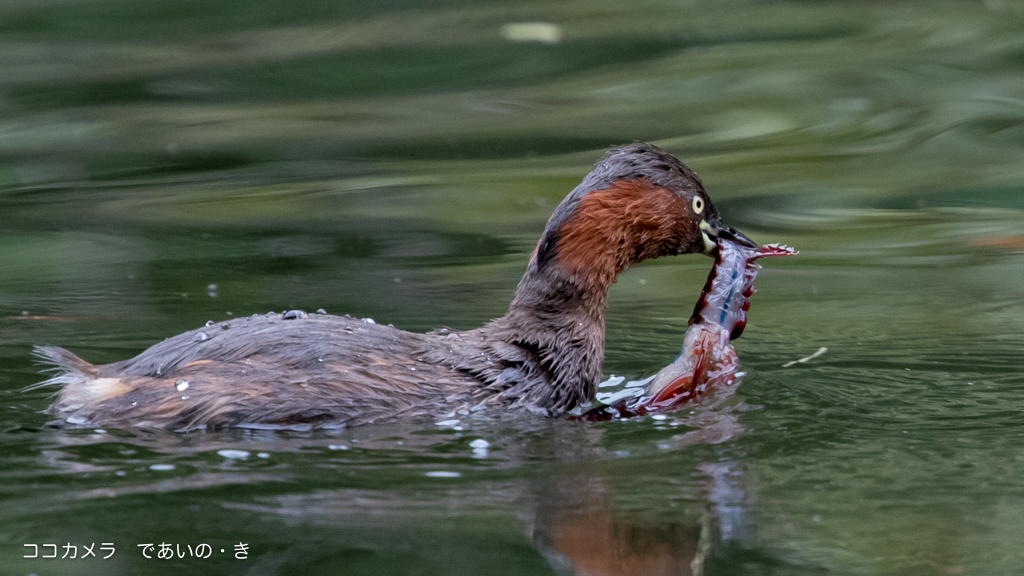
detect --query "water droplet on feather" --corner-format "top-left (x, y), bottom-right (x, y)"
top-left (175, 379), bottom-right (190, 391)
top-left (193, 332), bottom-right (210, 342)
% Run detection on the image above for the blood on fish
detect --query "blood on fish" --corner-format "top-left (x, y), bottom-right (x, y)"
top-left (580, 240), bottom-right (796, 420)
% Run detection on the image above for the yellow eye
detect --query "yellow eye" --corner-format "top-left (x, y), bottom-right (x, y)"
top-left (692, 196), bottom-right (705, 214)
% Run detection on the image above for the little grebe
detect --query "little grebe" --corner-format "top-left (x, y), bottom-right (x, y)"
top-left (35, 143), bottom-right (754, 430)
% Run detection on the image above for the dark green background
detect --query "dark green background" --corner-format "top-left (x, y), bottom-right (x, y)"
top-left (2, 0), bottom-right (1024, 574)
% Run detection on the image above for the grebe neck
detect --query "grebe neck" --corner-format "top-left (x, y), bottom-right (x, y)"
top-left (479, 256), bottom-right (613, 413)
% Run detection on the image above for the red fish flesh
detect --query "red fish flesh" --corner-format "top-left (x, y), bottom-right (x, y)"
top-left (581, 241), bottom-right (797, 420)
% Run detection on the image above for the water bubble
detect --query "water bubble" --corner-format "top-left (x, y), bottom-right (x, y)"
top-left (316, 308), bottom-right (327, 315)
top-left (175, 379), bottom-right (190, 392)
top-left (217, 449), bottom-right (250, 459)
top-left (598, 376), bottom-right (625, 388)
top-left (469, 439), bottom-right (490, 449)
top-left (66, 415), bottom-right (86, 425)
top-left (192, 332), bottom-right (210, 342)
top-left (207, 283), bottom-right (218, 298)
top-left (257, 452), bottom-right (270, 458)
top-left (181, 395), bottom-right (190, 400)
top-left (150, 464), bottom-right (175, 471)
top-left (425, 471), bottom-right (461, 478)
top-left (283, 310), bottom-right (308, 320)
top-left (205, 320), bottom-right (215, 327)
top-left (362, 318), bottom-right (375, 324)
top-left (328, 444), bottom-right (350, 450)
top-left (651, 415), bottom-right (667, 421)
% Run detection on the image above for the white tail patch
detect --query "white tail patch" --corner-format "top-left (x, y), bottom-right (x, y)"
top-left (30, 346), bottom-right (128, 415)
top-left (82, 378), bottom-right (129, 401)
top-left (50, 375), bottom-right (129, 414)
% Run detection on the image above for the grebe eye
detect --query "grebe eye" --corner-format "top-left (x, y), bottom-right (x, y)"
top-left (692, 196), bottom-right (705, 214)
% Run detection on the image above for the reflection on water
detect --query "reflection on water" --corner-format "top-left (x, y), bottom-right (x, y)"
top-left (533, 422), bottom-right (753, 576)
top-left (2, 0), bottom-right (1024, 573)
top-left (15, 411), bottom-right (760, 575)
top-left (539, 475), bottom-right (705, 576)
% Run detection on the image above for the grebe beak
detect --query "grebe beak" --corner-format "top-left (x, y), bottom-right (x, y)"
top-left (699, 214), bottom-right (756, 254)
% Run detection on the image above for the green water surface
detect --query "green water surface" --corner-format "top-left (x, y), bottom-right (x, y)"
top-left (2, 0), bottom-right (1024, 574)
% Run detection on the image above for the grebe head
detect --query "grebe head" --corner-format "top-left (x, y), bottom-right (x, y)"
top-left (531, 142), bottom-right (753, 289)
top-left (485, 143), bottom-right (754, 413)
